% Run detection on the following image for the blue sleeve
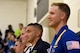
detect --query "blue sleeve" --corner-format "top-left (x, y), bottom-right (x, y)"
top-left (61, 30), bottom-right (80, 53)
top-left (68, 49), bottom-right (80, 53)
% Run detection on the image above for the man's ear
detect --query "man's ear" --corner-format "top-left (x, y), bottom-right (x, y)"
top-left (61, 12), bottom-right (66, 20)
top-left (36, 31), bottom-right (41, 37)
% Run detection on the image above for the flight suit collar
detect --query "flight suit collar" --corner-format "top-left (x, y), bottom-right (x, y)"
top-left (50, 25), bottom-right (68, 53)
top-left (55, 25), bottom-right (68, 39)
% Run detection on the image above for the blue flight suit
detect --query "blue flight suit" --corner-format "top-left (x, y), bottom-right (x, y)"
top-left (50, 25), bottom-right (80, 53)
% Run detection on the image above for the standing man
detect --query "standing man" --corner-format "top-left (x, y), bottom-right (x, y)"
top-left (48, 3), bottom-right (80, 53)
top-left (24, 23), bottom-right (50, 53)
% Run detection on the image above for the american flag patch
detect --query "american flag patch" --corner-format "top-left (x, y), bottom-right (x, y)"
top-left (66, 41), bottom-right (80, 50)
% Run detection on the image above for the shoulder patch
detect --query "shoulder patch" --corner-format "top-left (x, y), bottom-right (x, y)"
top-left (66, 41), bottom-right (80, 50)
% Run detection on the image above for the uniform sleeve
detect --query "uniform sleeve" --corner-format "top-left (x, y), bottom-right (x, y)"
top-left (61, 30), bottom-right (80, 53)
top-left (66, 41), bottom-right (80, 53)
top-left (68, 49), bottom-right (80, 53)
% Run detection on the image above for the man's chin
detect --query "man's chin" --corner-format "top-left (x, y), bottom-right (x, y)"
top-left (49, 24), bottom-right (53, 27)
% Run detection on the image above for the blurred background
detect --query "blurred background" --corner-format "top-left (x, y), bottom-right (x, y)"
top-left (0, 0), bottom-right (80, 43)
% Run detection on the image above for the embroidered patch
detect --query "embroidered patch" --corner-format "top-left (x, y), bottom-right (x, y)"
top-left (66, 41), bottom-right (80, 50)
top-left (32, 50), bottom-right (37, 53)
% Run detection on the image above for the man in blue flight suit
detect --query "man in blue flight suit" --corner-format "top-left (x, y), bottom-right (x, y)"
top-left (48, 3), bottom-right (80, 53)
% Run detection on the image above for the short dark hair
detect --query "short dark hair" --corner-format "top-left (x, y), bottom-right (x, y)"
top-left (27, 23), bottom-right (43, 35)
top-left (8, 24), bottom-right (12, 30)
top-left (51, 3), bottom-right (70, 21)
top-left (19, 23), bottom-right (23, 26)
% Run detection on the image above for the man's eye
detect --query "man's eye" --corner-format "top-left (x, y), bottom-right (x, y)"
top-left (26, 30), bottom-right (31, 33)
top-left (15, 45), bottom-right (17, 46)
top-left (21, 33), bottom-right (24, 35)
top-left (50, 12), bottom-right (55, 14)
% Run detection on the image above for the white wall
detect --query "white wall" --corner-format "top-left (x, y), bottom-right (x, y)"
top-left (26, 0), bottom-right (52, 43)
top-left (0, 0), bottom-right (27, 39)
top-left (64, 0), bottom-right (80, 32)
top-left (26, 0), bottom-right (37, 24)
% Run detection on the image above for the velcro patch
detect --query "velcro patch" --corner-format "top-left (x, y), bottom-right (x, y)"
top-left (66, 41), bottom-right (80, 50)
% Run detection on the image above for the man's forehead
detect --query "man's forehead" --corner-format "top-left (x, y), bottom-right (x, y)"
top-left (50, 5), bottom-right (59, 10)
top-left (26, 26), bottom-right (35, 29)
